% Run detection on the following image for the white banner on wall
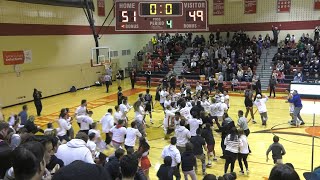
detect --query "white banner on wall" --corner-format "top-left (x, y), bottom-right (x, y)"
top-left (23, 50), bottom-right (32, 63)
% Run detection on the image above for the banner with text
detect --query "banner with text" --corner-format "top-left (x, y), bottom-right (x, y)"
top-left (277, 0), bottom-right (291, 13)
top-left (315, 0), bottom-right (320, 10)
top-left (244, 0), bottom-right (257, 14)
top-left (3, 50), bottom-right (32, 65)
top-left (97, 0), bottom-right (105, 16)
top-left (213, 0), bottom-right (224, 16)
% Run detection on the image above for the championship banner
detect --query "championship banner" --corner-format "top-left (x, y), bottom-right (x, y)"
top-left (244, 0), bottom-right (257, 14)
top-left (277, 0), bottom-right (291, 13)
top-left (315, 0), bottom-right (320, 10)
top-left (213, 0), bottom-right (224, 16)
top-left (97, 0), bottom-right (105, 16)
top-left (3, 50), bottom-right (32, 65)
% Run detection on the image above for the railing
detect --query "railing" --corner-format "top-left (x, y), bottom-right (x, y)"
top-left (260, 47), bottom-right (270, 78)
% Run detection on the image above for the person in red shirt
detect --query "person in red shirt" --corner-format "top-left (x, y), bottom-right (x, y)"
top-left (153, 58), bottom-right (162, 72)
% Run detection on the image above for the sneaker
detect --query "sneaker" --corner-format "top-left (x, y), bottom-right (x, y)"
top-left (300, 121), bottom-right (305, 125)
top-left (213, 157), bottom-right (218, 161)
top-left (252, 120), bottom-right (257, 124)
top-left (262, 121), bottom-right (267, 126)
top-left (246, 169), bottom-right (250, 175)
top-left (150, 119), bottom-right (154, 124)
top-left (206, 163), bottom-right (212, 167)
top-left (239, 171), bottom-right (244, 175)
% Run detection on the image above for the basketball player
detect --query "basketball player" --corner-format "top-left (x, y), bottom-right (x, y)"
top-left (254, 94), bottom-right (268, 126)
top-left (144, 89), bottom-right (153, 124)
top-left (244, 89), bottom-right (255, 123)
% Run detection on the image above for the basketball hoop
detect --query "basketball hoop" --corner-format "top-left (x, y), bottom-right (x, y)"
top-left (102, 61), bottom-right (111, 69)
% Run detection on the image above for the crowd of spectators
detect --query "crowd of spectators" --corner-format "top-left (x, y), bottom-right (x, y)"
top-left (272, 26), bottom-right (320, 83)
top-left (182, 31), bottom-right (263, 84)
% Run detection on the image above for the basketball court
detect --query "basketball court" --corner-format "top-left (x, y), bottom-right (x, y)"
top-left (2, 80), bottom-right (319, 179)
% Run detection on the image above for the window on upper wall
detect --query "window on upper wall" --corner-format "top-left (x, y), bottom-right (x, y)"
top-left (114, 51), bottom-right (118, 57)
top-left (122, 50), bottom-right (127, 56)
top-left (121, 49), bottom-right (131, 56)
top-left (110, 51), bottom-right (118, 58)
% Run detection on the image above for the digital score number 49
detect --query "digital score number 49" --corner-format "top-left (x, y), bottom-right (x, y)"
top-left (187, 10), bottom-right (203, 21)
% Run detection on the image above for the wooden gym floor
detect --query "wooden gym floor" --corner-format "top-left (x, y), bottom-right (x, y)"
top-left (2, 78), bottom-right (320, 179)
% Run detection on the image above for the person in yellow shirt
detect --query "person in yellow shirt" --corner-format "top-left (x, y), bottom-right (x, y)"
top-left (151, 36), bottom-right (158, 50)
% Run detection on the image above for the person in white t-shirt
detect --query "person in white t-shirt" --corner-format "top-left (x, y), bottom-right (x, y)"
top-left (77, 111), bottom-right (94, 135)
top-left (285, 90), bottom-right (297, 124)
top-left (217, 98), bottom-right (228, 121)
top-left (179, 101), bottom-right (192, 121)
top-left (87, 132), bottom-right (97, 158)
top-left (164, 95), bottom-right (172, 109)
top-left (223, 90), bottom-right (230, 109)
top-left (175, 120), bottom-right (191, 154)
top-left (75, 99), bottom-right (88, 127)
top-left (57, 112), bottom-right (72, 142)
top-left (100, 108), bottom-right (114, 145)
top-left (119, 98), bottom-right (131, 126)
top-left (254, 94), bottom-right (268, 126)
top-left (188, 115), bottom-right (203, 137)
top-left (195, 82), bottom-right (202, 94)
top-left (163, 105), bottom-right (178, 138)
top-left (160, 88), bottom-right (168, 110)
top-left (201, 96), bottom-right (211, 113)
top-left (88, 122), bottom-right (106, 151)
top-left (109, 119), bottom-right (127, 149)
top-left (124, 121), bottom-right (142, 150)
top-left (238, 128), bottom-right (250, 175)
top-left (114, 105), bottom-right (123, 125)
top-left (209, 98), bottom-right (218, 121)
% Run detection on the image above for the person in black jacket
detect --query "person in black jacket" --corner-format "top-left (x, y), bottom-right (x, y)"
top-left (104, 148), bottom-right (125, 180)
top-left (202, 123), bottom-right (217, 167)
top-left (157, 156), bottom-right (173, 180)
top-left (0, 122), bottom-right (12, 179)
top-left (215, 113), bottom-right (235, 159)
top-left (25, 116), bottom-right (44, 134)
top-left (181, 143), bottom-right (196, 180)
top-left (33, 88), bottom-right (42, 116)
top-left (254, 79), bottom-right (262, 100)
top-left (46, 136), bottom-right (64, 171)
top-left (117, 86), bottom-right (123, 105)
top-left (130, 70), bottom-right (137, 89)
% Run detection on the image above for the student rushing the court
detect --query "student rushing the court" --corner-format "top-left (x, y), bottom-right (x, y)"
top-left (266, 136), bottom-right (286, 164)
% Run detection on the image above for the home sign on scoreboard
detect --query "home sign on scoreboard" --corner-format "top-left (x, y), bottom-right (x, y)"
top-left (115, 0), bottom-right (208, 31)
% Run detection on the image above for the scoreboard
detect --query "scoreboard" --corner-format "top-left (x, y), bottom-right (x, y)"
top-left (115, 0), bottom-right (208, 31)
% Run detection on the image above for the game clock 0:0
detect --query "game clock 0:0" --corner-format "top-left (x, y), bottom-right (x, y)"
top-left (140, 3), bottom-right (181, 16)
top-left (115, 0), bottom-right (208, 32)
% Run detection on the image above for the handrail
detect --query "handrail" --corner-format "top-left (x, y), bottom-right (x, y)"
top-left (261, 47), bottom-right (270, 78)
